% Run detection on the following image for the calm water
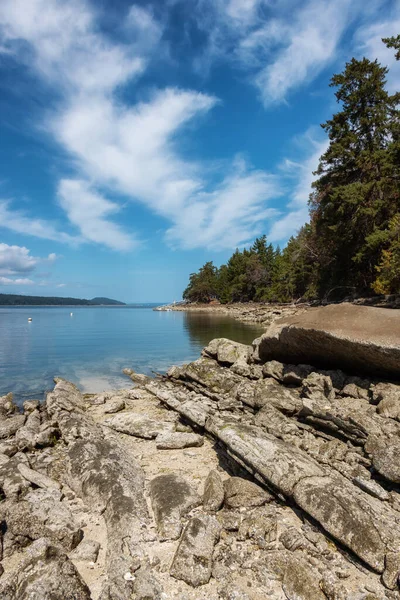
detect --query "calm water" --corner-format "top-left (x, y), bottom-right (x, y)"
top-left (0, 306), bottom-right (262, 403)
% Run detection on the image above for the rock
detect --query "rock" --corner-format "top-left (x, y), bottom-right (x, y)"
top-left (0, 414), bottom-right (25, 439)
top-left (282, 555), bottom-right (326, 600)
top-left (375, 383), bottom-right (400, 420)
top-left (255, 304), bottom-right (400, 378)
top-left (104, 397), bottom-right (125, 414)
top-left (132, 568), bottom-right (162, 600)
top-left (302, 372), bottom-right (335, 401)
top-left (69, 538), bottom-right (101, 562)
top-left (103, 412), bottom-right (175, 439)
top-left (15, 409), bottom-right (41, 450)
top-left (17, 463), bottom-right (61, 491)
top-left (262, 359), bottom-right (285, 381)
top-left (5, 488), bottom-right (83, 551)
top-left (46, 379), bottom-right (151, 600)
top-left (237, 507), bottom-right (277, 547)
top-left (353, 476), bottom-right (390, 501)
top-left (203, 470), bottom-right (225, 512)
top-left (0, 393), bottom-right (18, 416)
top-left (371, 439), bottom-right (400, 483)
top-left (203, 338), bottom-right (251, 366)
top-left (382, 551), bottom-right (400, 590)
top-left (236, 378), bottom-right (301, 413)
top-left (149, 473), bottom-right (201, 541)
top-left (283, 364), bottom-right (313, 386)
top-left (155, 432), bottom-right (204, 449)
top-left (216, 510), bottom-right (241, 531)
top-left (341, 382), bottom-right (369, 400)
top-left (122, 368), bottom-right (151, 385)
top-left (170, 514), bottom-right (221, 587)
top-left (23, 399), bottom-right (41, 414)
top-left (0, 539), bottom-right (91, 599)
top-left (223, 477), bottom-right (273, 509)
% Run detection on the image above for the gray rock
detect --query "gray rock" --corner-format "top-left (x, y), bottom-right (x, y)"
top-left (46, 379), bottom-right (151, 600)
top-left (255, 304), bottom-right (400, 379)
top-left (17, 463), bottom-right (61, 491)
top-left (223, 477), bottom-right (272, 509)
top-left (236, 378), bottom-right (301, 414)
top-left (0, 393), bottom-right (18, 416)
top-left (282, 555), bottom-right (326, 600)
top-left (203, 338), bottom-right (251, 366)
top-left (104, 397), bottom-right (125, 414)
top-left (283, 364), bottom-right (313, 386)
top-left (155, 432), bottom-right (204, 449)
top-left (237, 507), bottom-right (277, 547)
top-left (0, 414), bottom-right (25, 440)
top-left (69, 538), bottom-right (101, 562)
top-left (23, 399), bottom-right (41, 414)
top-left (122, 368), bottom-right (151, 385)
top-left (149, 473), bottom-right (201, 541)
top-left (203, 469), bottom-right (225, 512)
top-left (371, 439), bottom-right (400, 483)
top-left (103, 412), bottom-right (175, 439)
top-left (5, 488), bottom-right (83, 551)
top-left (353, 476), bottom-right (390, 501)
top-left (375, 383), bottom-right (400, 420)
top-left (262, 359), bottom-right (285, 381)
top-left (170, 514), bottom-right (221, 587)
top-left (0, 539), bottom-right (91, 599)
top-left (132, 568), bottom-right (162, 600)
top-left (302, 372), bottom-right (335, 401)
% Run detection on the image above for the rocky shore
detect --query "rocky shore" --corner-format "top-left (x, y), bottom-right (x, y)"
top-left (1, 304), bottom-right (400, 599)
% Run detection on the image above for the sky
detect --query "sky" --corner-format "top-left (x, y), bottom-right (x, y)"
top-left (0, 0), bottom-right (399, 303)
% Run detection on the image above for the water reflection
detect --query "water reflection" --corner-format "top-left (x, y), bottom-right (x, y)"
top-left (183, 311), bottom-right (261, 348)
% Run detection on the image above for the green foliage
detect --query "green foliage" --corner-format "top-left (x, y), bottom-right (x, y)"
top-left (183, 38), bottom-right (400, 304)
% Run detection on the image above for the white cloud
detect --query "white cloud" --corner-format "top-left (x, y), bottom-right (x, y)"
top-left (0, 243), bottom-right (38, 275)
top-left (56, 283), bottom-right (66, 288)
top-left (268, 134), bottom-right (328, 242)
top-left (354, 17), bottom-right (400, 93)
top-left (0, 276), bottom-right (34, 286)
top-left (0, 200), bottom-right (78, 244)
top-left (58, 180), bottom-right (137, 251)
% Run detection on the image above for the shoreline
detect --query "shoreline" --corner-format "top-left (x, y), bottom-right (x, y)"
top-left (154, 301), bottom-right (310, 327)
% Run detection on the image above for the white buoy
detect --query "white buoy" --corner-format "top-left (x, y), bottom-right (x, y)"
top-left (70, 312), bottom-right (73, 316)
top-left (28, 317), bottom-right (32, 322)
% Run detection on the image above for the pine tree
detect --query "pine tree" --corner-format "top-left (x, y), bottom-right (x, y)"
top-left (310, 57), bottom-right (400, 294)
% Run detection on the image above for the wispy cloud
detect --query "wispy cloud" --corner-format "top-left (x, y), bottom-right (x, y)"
top-left (0, 0), bottom-right (282, 251)
top-left (268, 131), bottom-right (328, 242)
top-left (354, 16), bottom-right (400, 94)
top-left (0, 200), bottom-right (78, 244)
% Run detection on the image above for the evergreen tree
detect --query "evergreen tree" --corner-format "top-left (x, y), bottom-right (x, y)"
top-left (310, 57), bottom-right (400, 294)
top-left (183, 261), bottom-right (219, 303)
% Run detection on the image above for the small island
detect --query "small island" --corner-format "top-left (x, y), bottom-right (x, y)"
top-left (0, 294), bottom-right (126, 306)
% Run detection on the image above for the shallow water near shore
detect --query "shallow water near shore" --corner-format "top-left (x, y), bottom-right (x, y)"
top-left (0, 305), bottom-right (262, 404)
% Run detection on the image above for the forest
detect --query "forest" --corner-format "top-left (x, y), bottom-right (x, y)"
top-left (183, 36), bottom-right (400, 304)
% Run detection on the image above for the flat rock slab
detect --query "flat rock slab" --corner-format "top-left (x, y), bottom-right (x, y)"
top-left (155, 431), bottom-right (204, 449)
top-left (103, 412), bottom-right (175, 439)
top-left (256, 304), bottom-right (400, 379)
top-left (170, 514), bottom-right (221, 587)
top-left (149, 473), bottom-right (201, 541)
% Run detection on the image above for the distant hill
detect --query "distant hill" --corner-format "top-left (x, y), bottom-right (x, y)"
top-left (0, 294), bottom-right (126, 306)
top-left (90, 297), bottom-right (125, 305)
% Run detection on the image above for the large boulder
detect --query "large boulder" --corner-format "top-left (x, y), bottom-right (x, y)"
top-left (255, 304), bottom-right (400, 379)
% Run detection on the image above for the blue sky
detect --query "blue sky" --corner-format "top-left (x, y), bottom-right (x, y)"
top-left (0, 0), bottom-right (399, 303)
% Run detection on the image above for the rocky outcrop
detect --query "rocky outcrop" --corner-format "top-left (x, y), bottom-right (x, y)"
top-left (255, 303), bottom-right (400, 378)
top-left (3, 313), bottom-right (400, 599)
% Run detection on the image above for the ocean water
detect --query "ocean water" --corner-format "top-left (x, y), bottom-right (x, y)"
top-left (0, 305), bottom-right (262, 403)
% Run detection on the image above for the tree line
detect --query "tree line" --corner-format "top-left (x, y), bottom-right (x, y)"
top-left (183, 36), bottom-right (400, 304)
